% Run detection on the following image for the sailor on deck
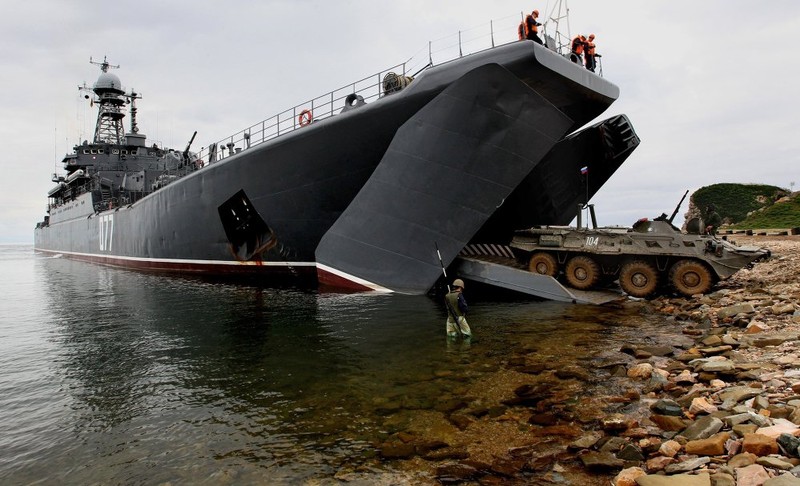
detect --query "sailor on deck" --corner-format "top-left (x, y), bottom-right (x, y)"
top-left (445, 279), bottom-right (472, 338)
top-left (524, 10), bottom-right (543, 45)
top-left (571, 34), bottom-right (586, 64)
top-left (584, 34), bottom-right (601, 72)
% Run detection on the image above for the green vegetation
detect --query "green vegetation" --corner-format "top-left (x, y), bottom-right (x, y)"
top-left (732, 193), bottom-right (800, 229)
top-left (693, 183), bottom-right (788, 223)
top-left (692, 183), bottom-right (799, 229)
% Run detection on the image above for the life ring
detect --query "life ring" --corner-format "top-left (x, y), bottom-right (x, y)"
top-left (298, 109), bottom-right (313, 127)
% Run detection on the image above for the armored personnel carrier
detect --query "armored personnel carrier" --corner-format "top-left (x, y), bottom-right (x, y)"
top-left (509, 199), bottom-right (771, 298)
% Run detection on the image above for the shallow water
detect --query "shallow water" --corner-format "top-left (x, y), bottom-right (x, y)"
top-left (0, 245), bottom-right (672, 484)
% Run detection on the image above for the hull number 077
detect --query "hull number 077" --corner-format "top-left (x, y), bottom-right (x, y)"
top-left (99, 214), bottom-right (114, 251)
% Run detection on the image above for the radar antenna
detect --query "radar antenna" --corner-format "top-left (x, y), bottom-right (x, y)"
top-left (81, 56), bottom-right (143, 144)
top-left (89, 56), bottom-right (119, 73)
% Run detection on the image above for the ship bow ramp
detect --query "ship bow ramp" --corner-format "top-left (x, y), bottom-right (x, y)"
top-left (476, 113), bottom-right (640, 240)
top-left (315, 63), bottom-right (574, 294)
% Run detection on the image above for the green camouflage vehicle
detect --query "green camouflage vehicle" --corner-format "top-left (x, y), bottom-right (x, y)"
top-left (509, 199), bottom-right (771, 298)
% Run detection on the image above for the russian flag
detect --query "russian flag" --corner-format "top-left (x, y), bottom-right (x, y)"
top-left (580, 166), bottom-right (588, 175)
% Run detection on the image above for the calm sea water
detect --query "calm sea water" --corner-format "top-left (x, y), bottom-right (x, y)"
top-left (0, 245), bottom-right (669, 485)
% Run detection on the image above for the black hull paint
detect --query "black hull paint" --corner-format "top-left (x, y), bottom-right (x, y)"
top-left (315, 64), bottom-right (574, 294)
top-left (35, 41), bottom-right (634, 292)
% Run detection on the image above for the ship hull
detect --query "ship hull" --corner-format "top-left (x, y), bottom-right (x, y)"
top-left (35, 41), bottom-right (633, 291)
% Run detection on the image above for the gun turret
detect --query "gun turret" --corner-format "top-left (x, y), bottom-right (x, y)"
top-left (183, 131), bottom-right (197, 159)
top-left (668, 189), bottom-right (689, 224)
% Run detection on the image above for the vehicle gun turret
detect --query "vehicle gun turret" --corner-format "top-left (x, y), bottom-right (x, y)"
top-left (668, 189), bottom-right (689, 224)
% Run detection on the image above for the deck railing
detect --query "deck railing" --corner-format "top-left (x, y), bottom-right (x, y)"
top-left (193, 13), bottom-right (525, 165)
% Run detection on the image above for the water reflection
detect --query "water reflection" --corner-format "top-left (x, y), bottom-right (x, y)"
top-left (0, 254), bottom-right (675, 484)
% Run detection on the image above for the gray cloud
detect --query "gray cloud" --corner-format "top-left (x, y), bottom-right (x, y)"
top-left (3, 0), bottom-right (798, 243)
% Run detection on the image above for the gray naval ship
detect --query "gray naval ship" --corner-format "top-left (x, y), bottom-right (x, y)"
top-left (34, 19), bottom-right (640, 295)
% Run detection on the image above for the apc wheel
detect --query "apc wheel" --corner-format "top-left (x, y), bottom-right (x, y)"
top-left (619, 260), bottom-right (659, 298)
top-left (670, 260), bottom-right (713, 296)
top-left (528, 252), bottom-right (558, 277)
top-left (565, 255), bottom-right (600, 290)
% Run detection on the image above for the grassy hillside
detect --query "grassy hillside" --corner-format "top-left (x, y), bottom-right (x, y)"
top-left (693, 183), bottom-right (788, 223)
top-left (732, 193), bottom-right (800, 229)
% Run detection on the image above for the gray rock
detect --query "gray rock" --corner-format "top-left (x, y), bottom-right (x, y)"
top-left (718, 386), bottom-right (761, 403)
top-left (772, 303), bottom-right (797, 315)
top-left (748, 412), bottom-right (772, 427)
top-left (598, 436), bottom-right (628, 453)
top-left (757, 456), bottom-right (794, 470)
top-left (764, 473), bottom-right (800, 486)
top-left (699, 345), bottom-right (733, 356)
top-left (710, 472), bottom-right (735, 486)
top-left (679, 416), bottom-right (724, 441)
top-left (644, 372), bottom-right (670, 393)
top-left (778, 433), bottom-right (800, 457)
top-left (753, 396), bottom-right (770, 411)
top-left (724, 411), bottom-right (771, 428)
top-left (617, 443), bottom-right (645, 462)
top-left (752, 334), bottom-right (800, 347)
top-left (717, 303), bottom-right (756, 319)
top-left (579, 451), bottom-right (624, 470)
top-left (664, 456), bottom-right (711, 473)
top-left (722, 335), bottom-right (740, 346)
top-left (638, 345), bottom-right (675, 356)
top-left (568, 431), bottom-right (603, 450)
top-left (699, 359), bottom-right (736, 373)
top-left (724, 412), bottom-right (754, 427)
top-left (651, 398), bottom-right (684, 416)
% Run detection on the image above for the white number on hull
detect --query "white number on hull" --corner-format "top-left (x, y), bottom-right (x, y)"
top-left (99, 214), bottom-right (114, 251)
top-left (585, 236), bottom-right (599, 247)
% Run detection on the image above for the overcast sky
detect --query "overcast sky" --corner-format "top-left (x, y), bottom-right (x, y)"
top-left (2, 0), bottom-right (798, 244)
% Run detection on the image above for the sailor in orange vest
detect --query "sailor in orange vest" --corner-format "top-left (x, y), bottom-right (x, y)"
top-left (570, 34), bottom-right (586, 64)
top-left (584, 34), bottom-right (601, 72)
top-left (522, 9), bottom-right (543, 45)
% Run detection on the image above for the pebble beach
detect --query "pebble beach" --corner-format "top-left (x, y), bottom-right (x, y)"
top-left (380, 236), bottom-right (800, 485)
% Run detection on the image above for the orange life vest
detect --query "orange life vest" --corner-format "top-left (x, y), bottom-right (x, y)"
top-left (526, 14), bottom-right (539, 34)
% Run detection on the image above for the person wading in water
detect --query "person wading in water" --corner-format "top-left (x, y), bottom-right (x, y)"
top-left (444, 279), bottom-right (472, 338)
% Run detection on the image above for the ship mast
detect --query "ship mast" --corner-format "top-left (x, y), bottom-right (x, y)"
top-left (82, 56), bottom-right (130, 145)
top-left (543, 0), bottom-right (572, 56)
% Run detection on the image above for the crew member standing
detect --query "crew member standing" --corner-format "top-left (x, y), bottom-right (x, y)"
top-left (525, 10), bottom-right (543, 45)
top-left (571, 34), bottom-right (586, 64)
top-left (444, 279), bottom-right (472, 338)
top-left (705, 205), bottom-right (722, 235)
top-left (584, 34), bottom-right (600, 72)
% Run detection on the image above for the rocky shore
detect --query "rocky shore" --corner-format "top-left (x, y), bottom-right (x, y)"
top-left (375, 236), bottom-right (800, 485)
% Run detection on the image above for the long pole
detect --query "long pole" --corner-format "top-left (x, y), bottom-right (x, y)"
top-left (435, 242), bottom-right (451, 293)
top-left (586, 171), bottom-right (589, 206)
